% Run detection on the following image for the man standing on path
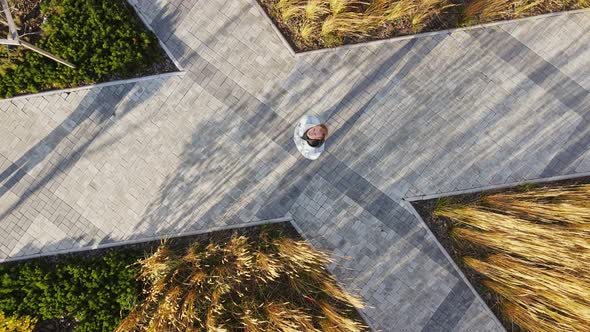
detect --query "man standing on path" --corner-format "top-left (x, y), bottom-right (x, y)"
top-left (294, 115), bottom-right (329, 160)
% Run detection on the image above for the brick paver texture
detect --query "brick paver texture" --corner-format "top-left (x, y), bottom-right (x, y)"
top-left (1, 0), bottom-right (589, 330)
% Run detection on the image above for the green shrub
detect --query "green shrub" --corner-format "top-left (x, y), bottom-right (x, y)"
top-left (0, 250), bottom-right (141, 332)
top-left (0, 0), bottom-right (166, 98)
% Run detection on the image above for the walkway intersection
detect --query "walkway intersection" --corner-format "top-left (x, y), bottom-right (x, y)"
top-left (1, 0), bottom-right (589, 330)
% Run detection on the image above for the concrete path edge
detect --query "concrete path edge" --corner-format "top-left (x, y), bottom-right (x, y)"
top-left (0, 216), bottom-right (292, 263)
top-left (2, 71), bottom-right (186, 103)
top-left (405, 171), bottom-right (590, 202)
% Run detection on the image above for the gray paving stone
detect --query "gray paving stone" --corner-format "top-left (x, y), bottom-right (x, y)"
top-left (1, 0), bottom-right (589, 331)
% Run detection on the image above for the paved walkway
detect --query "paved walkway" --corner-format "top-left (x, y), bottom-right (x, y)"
top-left (1, 0), bottom-right (589, 330)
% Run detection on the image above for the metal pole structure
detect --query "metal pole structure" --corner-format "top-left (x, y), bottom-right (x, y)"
top-left (1, 0), bottom-right (17, 40)
top-left (0, 38), bottom-right (18, 45)
top-left (0, 0), bottom-right (75, 68)
top-left (20, 40), bottom-right (75, 68)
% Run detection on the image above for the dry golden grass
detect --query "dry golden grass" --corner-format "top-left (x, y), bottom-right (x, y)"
top-left (435, 184), bottom-right (590, 332)
top-left (136, 244), bottom-right (179, 284)
top-left (178, 291), bottom-right (198, 330)
top-left (328, 0), bottom-right (365, 15)
top-left (370, 0), bottom-right (417, 21)
top-left (277, 0), bottom-right (308, 20)
top-left (114, 306), bottom-right (144, 332)
top-left (271, 0), bottom-right (452, 46)
top-left (306, 0), bottom-right (331, 19)
top-left (320, 301), bottom-right (367, 332)
top-left (483, 184), bottom-right (590, 225)
top-left (321, 13), bottom-right (380, 39)
top-left (240, 301), bottom-right (266, 332)
top-left (463, 0), bottom-right (589, 23)
top-left (300, 20), bottom-right (319, 42)
top-left (453, 226), bottom-right (589, 275)
top-left (439, 206), bottom-right (590, 273)
top-left (274, 237), bottom-right (331, 272)
top-left (467, 255), bottom-right (590, 307)
top-left (463, 0), bottom-right (514, 23)
top-left (411, 0), bottom-right (455, 30)
top-left (254, 251), bottom-right (282, 282)
top-left (321, 279), bottom-right (365, 308)
top-left (515, 0), bottom-right (545, 16)
top-left (267, 0), bottom-right (589, 49)
top-left (491, 278), bottom-right (590, 332)
top-left (116, 230), bottom-right (367, 331)
top-left (266, 303), bottom-right (319, 331)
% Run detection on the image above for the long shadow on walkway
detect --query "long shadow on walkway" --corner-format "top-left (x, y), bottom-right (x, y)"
top-left (0, 82), bottom-right (165, 225)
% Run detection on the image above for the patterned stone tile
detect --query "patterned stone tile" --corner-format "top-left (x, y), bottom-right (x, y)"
top-left (1, 0), bottom-right (589, 330)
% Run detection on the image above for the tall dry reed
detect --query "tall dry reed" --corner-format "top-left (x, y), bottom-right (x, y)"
top-left (463, 0), bottom-right (515, 23)
top-left (319, 300), bottom-right (367, 332)
top-left (463, 0), bottom-right (589, 23)
top-left (271, 0), bottom-right (452, 46)
top-left (435, 184), bottom-right (590, 331)
top-left (483, 184), bottom-right (590, 225)
top-left (269, 0), bottom-right (589, 48)
top-left (115, 231), bottom-right (367, 331)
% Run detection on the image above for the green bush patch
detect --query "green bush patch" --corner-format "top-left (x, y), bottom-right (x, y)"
top-left (0, 0), bottom-right (175, 98)
top-left (0, 250), bottom-right (141, 332)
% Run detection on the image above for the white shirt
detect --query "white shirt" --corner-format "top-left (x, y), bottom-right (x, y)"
top-left (293, 115), bottom-right (325, 160)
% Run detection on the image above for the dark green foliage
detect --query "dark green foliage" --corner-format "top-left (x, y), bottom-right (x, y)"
top-left (0, 250), bottom-right (141, 332)
top-left (0, 0), bottom-right (166, 98)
